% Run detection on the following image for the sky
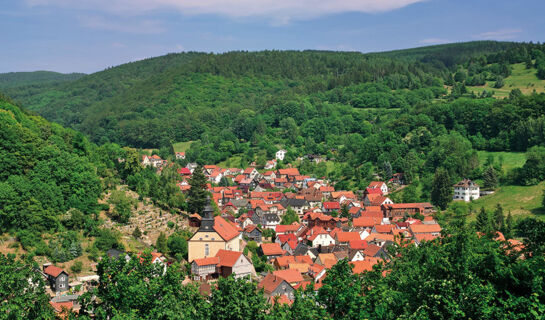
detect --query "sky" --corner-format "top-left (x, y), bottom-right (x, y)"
top-left (1, 0), bottom-right (544, 73)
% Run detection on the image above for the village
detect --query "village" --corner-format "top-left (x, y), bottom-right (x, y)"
top-left (42, 149), bottom-right (486, 315)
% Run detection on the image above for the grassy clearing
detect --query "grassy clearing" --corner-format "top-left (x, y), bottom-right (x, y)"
top-left (462, 181), bottom-right (545, 221)
top-left (477, 151), bottom-right (526, 172)
top-left (217, 155), bottom-right (243, 168)
top-left (172, 141), bottom-right (194, 153)
top-left (467, 63), bottom-right (545, 98)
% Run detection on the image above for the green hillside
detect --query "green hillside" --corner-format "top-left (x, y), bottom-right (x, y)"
top-left (0, 71), bottom-right (84, 89)
top-left (467, 62), bottom-right (545, 97)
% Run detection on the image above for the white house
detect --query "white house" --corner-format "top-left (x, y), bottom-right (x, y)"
top-left (368, 181), bottom-right (388, 195)
top-left (453, 179), bottom-right (480, 202)
top-left (276, 149), bottom-right (287, 161)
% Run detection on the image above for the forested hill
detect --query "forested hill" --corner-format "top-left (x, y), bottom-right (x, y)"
top-left (369, 40), bottom-right (519, 67)
top-left (0, 93), bottom-right (104, 235)
top-left (3, 41), bottom-right (545, 152)
top-left (0, 71), bottom-right (85, 89)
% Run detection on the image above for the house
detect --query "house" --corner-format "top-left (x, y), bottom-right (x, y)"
top-left (368, 181), bottom-right (388, 195)
top-left (322, 202), bottom-right (340, 214)
top-left (335, 232), bottom-right (361, 246)
top-left (259, 243), bottom-right (285, 260)
top-left (381, 203), bottom-right (435, 219)
top-left (363, 194), bottom-right (393, 207)
top-left (276, 168), bottom-right (300, 180)
top-left (276, 149), bottom-right (287, 161)
top-left (188, 200), bottom-right (241, 262)
top-left (453, 179), bottom-right (480, 202)
top-left (265, 160), bottom-right (277, 170)
top-left (258, 273), bottom-right (295, 300)
top-left (43, 265), bottom-right (69, 292)
top-left (409, 224), bottom-right (442, 237)
top-left (273, 269), bottom-right (304, 286)
top-left (389, 173), bottom-right (405, 185)
top-left (175, 152), bottom-right (186, 160)
top-left (315, 253), bottom-right (337, 269)
top-left (243, 225), bottom-right (262, 243)
top-left (191, 257), bottom-right (220, 281)
top-left (362, 244), bottom-right (389, 260)
top-left (306, 226), bottom-right (335, 247)
top-left (281, 198), bottom-right (309, 216)
top-left (243, 167), bottom-right (260, 180)
top-left (215, 249), bottom-right (256, 279)
top-left (275, 223), bottom-right (301, 236)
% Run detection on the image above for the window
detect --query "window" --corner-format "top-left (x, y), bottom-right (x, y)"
top-left (204, 244), bottom-right (209, 256)
top-left (59, 284), bottom-right (64, 288)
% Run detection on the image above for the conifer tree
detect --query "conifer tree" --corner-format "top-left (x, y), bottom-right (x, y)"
top-left (156, 232), bottom-right (168, 254)
top-left (132, 226), bottom-right (142, 239)
top-left (483, 166), bottom-right (498, 189)
top-left (504, 211), bottom-right (514, 238)
top-left (476, 207), bottom-right (492, 234)
top-left (493, 203), bottom-right (504, 232)
top-left (431, 167), bottom-right (452, 210)
top-left (188, 165), bottom-right (208, 214)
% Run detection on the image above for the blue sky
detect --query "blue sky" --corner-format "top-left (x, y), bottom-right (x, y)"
top-left (1, 0), bottom-right (544, 73)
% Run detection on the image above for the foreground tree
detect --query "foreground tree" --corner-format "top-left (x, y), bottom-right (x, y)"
top-left (0, 254), bottom-right (55, 319)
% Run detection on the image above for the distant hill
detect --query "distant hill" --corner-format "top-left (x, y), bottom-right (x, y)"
top-left (3, 41), bottom-right (543, 149)
top-left (0, 71), bottom-right (85, 89)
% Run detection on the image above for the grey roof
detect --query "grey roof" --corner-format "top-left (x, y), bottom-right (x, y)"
top-left (281, 198), bottom-right (309, 208)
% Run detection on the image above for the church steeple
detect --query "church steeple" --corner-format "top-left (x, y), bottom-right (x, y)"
top-left (199, 196), bottom-right (215, 231)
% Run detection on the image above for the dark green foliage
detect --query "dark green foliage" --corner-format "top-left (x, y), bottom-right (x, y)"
top-left (156, 232), bottom-right (168, 254)
top-left (132, 226), bottom-right (142, 239)
top-left (0, 96), bottom-right (102, 234)
top-left (475, 207), bottom-right (493, 234)
top-left (187, 165), bottom-right (208, 214)
top-left (516, 217), bottom-right (545, 256)
top-left (48, 231), bottom-right (82, 262)
top-left (280, 207), bottom-right (299, 225)
top-left (208, 276), bottom-right (270, 320)
top-left (0, 254), bottom-right (56, 319)
top-left (93, 228), bottom-right (123, 252)
top-left (71, 261), bottom-right (83, 274)
top-left (493, 204), bottom-right (504, 232)
top-left (431, 167), bottom-right (452, 210)
top-left (483, 166), bottom-right (498, 189)
top-left (167, 233), bottom-right (188, 261)
top-left (108, 190), bottom-right (136, 224)
top-left (494, 76), bottom-right (505, 88)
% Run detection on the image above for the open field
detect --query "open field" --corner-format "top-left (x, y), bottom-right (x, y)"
top-left (465, 181), bottom-right (545, 221)
top-left (172, 141), bottom-right (194, 153)
top-left (466, 63), bottom-right (545, 98)
top-left (477, 151), bottom-right (526, 172)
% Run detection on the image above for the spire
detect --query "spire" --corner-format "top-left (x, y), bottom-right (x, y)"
top-left (199, 196), bottom-right (215, 231)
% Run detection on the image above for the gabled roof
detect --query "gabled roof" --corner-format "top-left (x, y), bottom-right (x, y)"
top-left (44, 265), bottom-right (67, 278)
top-left (215, 249), bottom-right (244, 267)
top-left (317, 253), bottom-right (337, 269)
top-left (362, 244), bottom-right (383, 257)
top-left (213, 216), bottom-right (240, 241)
top-left (374, 224), bottom-right (396, 234)
top-left (273, 269), bottom-right (304, 284)
top-left (277, 233), bottom-right (297, 244)
top-left (261, 243), bottom-right (284, 256)
top-left (368, 181), bottom-right (386, 188)
top-left (353, 217), bottom-right (377, 228)
top-left (323, 202), bottom-right (340, 210)
top-left (278, 168), bottom-right (300, 176)
top-left (336, 232), bottom-right (361, 242)
top-left (410, 224), bottom-right (442, 234)
top-left (275, 224), bottom-right (301, 234)
top-left (349, 240), bottom-right (368, 250)
top-left (193, 256), bottom-right (220, 266)
top-left (274, 256), bottom-right (296, 268)
top-left (258, 274), bottom-right (291, 295)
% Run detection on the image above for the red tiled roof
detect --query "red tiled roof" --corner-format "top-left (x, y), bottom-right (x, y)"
top-left (273, 269), bottom-right (304, 284)
top-left (349, 240), bottom-right (369, 250)
top-left (323, 202), bottom-right (340, 210)
top-left (277, 234), bottom-right (297, 243)
top-left (215, 249), bottom-right (243, 267)
top-left (362, 244), bottom-right (382, 257)
top-left (374, 224), bottom-right (396, 234)
top-left (368, 181), bottom-right (386, 188)
top-left (410, 224), bottom-right (441, 234)
top-left (353, 217), bottom-right (376, 228)
top-left (276, 224), bottom-right (301, 234)
top-left (258, 274), bottom-right (290, 294)
top-left (193, 256), bottom-right (220, 266)
top-left (278, 168), bottom-right (300, 176)
top-left (350, 260), bottom-right (376, 274)
top-left (44, 265), bottom-right (66, 277)
top-left (49, 301), bottom-right (73, 313)
top-left (274, 256), bottom-right (296, 267)
top-left (336, 232), bottom-right (361, 242)
top-left (261, 243), bottom-right (284, 256)
top-left (213, 216), bottom-right (240, 241)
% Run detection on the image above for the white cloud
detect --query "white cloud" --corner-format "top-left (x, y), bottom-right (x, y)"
top-left (26, 0), bottom-right (426, 22)
top-left (473, 28), bottom-right (522, 40)
top-left (79, 16), bottom-right (165, 34)
top-left (419, 38), bottom-right (450, 45)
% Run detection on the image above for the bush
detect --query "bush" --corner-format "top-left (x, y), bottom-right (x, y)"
top-left (71, 261), bottom-right (83, 274)
top-left (94, 228), bottom-right (123, 252)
